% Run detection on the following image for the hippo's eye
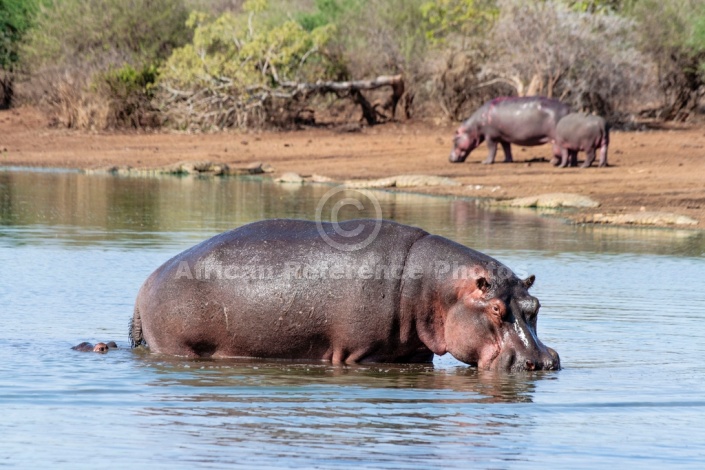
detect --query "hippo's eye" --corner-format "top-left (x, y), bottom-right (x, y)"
top-left (490, 301), bottom-right (508, 322)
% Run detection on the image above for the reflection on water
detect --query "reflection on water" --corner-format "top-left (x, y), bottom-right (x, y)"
top-left (133, 360), bottom-right (548, 467)
top-left (1, 168), bottom-right (704, 256)
top-left (143, 357), bottom-right (542, 403)
top-left (1, 167), bottom-right (705, 468)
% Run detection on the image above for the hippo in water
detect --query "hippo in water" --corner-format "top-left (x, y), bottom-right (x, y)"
top-left (72, 341), bottom-right (118, 353)
top-left (552, 112), bottom-right (609, 168)
top-left (449, 96), bottom-right (571, 164)
top-left (130, 219), bottom-right (560, 372)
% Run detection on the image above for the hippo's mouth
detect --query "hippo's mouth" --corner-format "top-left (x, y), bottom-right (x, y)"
top-left (449, 150), bottom-right (468, 163)
top-left (479, 347), bottom-right (561, 372)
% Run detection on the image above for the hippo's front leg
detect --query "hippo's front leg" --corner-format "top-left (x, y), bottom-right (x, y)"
top-left (582, 148), bottom-right (596, 168)
top-left (500, 141), bottom-right (513, 163)
top-left (483, 139), bottom-right (499, 164)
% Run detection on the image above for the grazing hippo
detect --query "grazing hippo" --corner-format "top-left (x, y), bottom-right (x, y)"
top-left (72, 341), bottom-right (117, 353)
top-left (449, 96), bottom-right (571, 164)
top-left (130, 219), bottom-right (560, 372)
top-left (552, 112), bottom-right (609, 168)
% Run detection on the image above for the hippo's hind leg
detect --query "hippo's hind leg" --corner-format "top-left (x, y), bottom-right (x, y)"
top-left (129, 306), bottom-right (145, 348)
top-left (500, 141), bottom-right (513, 163)
top-left (558, 148), bottom-right (571, 168)
top-left (550, 143), bottom-right (562, 166)
top-left (598, 143), bottom-right (608, 167)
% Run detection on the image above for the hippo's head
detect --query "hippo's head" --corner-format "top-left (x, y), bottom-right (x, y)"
top-left (437, 273), bottom-right (560, 372)
top-left (71, 341), bottom-right (117, 353)
top-left (449, 125), bottom-right (483, 163)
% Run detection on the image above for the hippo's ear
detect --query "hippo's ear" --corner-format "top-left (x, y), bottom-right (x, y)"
top-left (476, 277), bottom-right (490, 293)
top-left (523, 275), bottom-right (536, 289)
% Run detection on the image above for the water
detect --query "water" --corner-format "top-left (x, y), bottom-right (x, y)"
top-left (1, 168), bottom-right (704, 468)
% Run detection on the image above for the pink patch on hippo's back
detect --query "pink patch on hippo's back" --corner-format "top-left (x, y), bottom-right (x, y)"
top-left (490, 97), bottom-right (513, 106)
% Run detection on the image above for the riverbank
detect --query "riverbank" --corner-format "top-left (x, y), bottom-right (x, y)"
top-left (2, 106), bottom-right (703, 227)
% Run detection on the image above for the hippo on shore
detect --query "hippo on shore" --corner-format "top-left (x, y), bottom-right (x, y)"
top-left (72, 341), bottom-right (117, 353)
top-left (130, 219), bottom-right (560, 372)
top-left (552, 112), bottom-right (609, 168)
top-left (449, 96), bottom-right (571, 164)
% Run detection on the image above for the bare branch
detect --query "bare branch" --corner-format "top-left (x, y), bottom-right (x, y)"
top-left (158, 75), bottom-right (406, 130)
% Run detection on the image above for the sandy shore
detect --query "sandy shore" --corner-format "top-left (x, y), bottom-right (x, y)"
top-left (2, 106), bottom-right (704, 228)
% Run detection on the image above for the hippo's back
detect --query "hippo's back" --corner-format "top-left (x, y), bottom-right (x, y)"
top-left (134, 219), bottom-right (429, 358)
top-left (556, 113), bottom-right (608, 143)
top-left (482, 96), bottom-right (570, 143)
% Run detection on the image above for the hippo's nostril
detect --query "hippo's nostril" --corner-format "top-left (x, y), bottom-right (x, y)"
top-left (525, 360), bottom-right (536, 371)
top-left (545, 347), bottom-right (561, 370)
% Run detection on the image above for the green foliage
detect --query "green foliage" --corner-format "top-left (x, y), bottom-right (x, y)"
top-left (296, 0), bottom-right (362, 32)
top-left (562, 0), bottom-right (627, 13)
top-left (315, 0), bottom-right (430, 84)
top-left (157, 2), bottom-right (339, 129)
top-left (420, 0), bottom-right (498, 45)
top-left (628, 0), bottom-right (705, 119)
top-left (102, 64), bottom-right (158, 99)
top-left (22, 0), bottom-right (190, 70)
top-left (0, 0), bottom-right (39, 69)
top-left (160, 7), bottom-right (335, 92)
top-left (688, 9), bottom-right (705, 56)
top-left (98, 63), bottom-right (160, 127)
top-left (11, 0), bottom-right (705, 126)
top-left (18, 0), bottom-right (190, 127)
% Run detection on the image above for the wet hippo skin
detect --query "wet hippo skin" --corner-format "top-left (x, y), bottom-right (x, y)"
top-left (130, 219), bottom-right (560, 371)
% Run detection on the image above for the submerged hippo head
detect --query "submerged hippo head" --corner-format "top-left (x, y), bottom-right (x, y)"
top-left (449, 125), bottom-right (483, 163)
top-left (71, 341), bottom-right (118, 353)
top-left (441, 273), bottom-right (560, 371)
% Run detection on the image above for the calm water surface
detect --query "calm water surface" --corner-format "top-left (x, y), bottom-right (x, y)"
top-left (1, 169), bottom-right (704, 468)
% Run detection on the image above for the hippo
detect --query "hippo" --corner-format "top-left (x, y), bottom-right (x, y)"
top-left (552, 112), bottom-right (609, 168)
top-left (130, 219), bottom-right (560, 372)
top-left (449, 96), bottom-right (571, 164)
top-left (72, 341), bottom-right (117, 353)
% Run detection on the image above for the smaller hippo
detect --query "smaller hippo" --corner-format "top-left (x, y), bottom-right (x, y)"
top-left (71, 341), bottom-right (117, 353)
top-left (553, 113), bottom-right (609, 168)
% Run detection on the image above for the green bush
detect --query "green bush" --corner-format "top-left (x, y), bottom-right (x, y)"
top-left (99, 64), bottom-right (160, 128)
top-left (19, 0), bottom-right (190, 128)
top-left (23, 0), bottom-right (189, 69)
top-left (296, 0), bottom-right (362, 32)
top-left (157, 1), bottom-right (338, 129)
top-left (11, 0), bottom-right (703, 128)
top-left (0, 0), bottom-right (39, 108)
top-left (629, 0), bottom-right (705, 120)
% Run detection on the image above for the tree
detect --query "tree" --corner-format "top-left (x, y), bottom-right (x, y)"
top-left (0, 0), bottom-right (38, 108)
top-left (157, 1), bottom-right (339, 129)
top-left (480, 0), bottom-right (650, 119)
top-left (562, 0), bottom-right (628, 14)
top-left (417, 0), bottom-right (502, 120)
top-left (629, 0), bottom-right (705, 120)
top-left (20, 0), bottom-right (190, 128)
